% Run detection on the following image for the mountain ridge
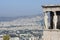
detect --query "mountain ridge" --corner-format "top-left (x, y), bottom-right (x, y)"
top-left (0, 14), bottom-right (43, 22)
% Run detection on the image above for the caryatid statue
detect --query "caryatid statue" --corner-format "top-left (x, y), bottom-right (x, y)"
top-left (53, 13), bottom-right (58, 29)
top-left (44, 12), bottom-right (48, 29)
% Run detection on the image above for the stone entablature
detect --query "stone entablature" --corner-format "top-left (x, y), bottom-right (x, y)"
top-left (42, 5), bottom-right (60, 12)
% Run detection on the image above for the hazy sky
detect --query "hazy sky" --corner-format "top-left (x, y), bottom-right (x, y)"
top-left (0, 0), bottom-right (60, 17)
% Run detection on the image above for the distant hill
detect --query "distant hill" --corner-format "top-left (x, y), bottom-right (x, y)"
top-left (0, 17), bottom-right (17, 22)
top-left (0, 14), bottom-right (43, 22)
top-left (0, 15), bottom-right (44, 27)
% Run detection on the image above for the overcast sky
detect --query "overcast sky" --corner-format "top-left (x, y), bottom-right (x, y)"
top-left (0, 0), bottom-right (60, 17)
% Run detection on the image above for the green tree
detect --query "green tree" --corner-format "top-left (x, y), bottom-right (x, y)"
top-left (3, 34), bottom-right (10, 40)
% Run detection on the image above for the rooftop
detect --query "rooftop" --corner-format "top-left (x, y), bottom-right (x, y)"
top-left (42, 4), bottom-right (60, 8)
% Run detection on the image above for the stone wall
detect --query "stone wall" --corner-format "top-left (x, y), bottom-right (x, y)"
top-left (42, 30), bottom-right (60, 40)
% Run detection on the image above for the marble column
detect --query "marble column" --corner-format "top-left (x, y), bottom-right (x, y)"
top-left (53, 11), bottom-right (58, 29)
top-left (44, 12), bottom-right (48, 29)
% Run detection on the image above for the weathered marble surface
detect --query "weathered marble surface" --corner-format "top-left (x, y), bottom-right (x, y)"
top-left (42, 30), bottom-right (60, 40)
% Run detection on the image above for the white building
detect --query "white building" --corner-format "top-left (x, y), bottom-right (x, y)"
top-left (10, 37), bottom-right (19, 40)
